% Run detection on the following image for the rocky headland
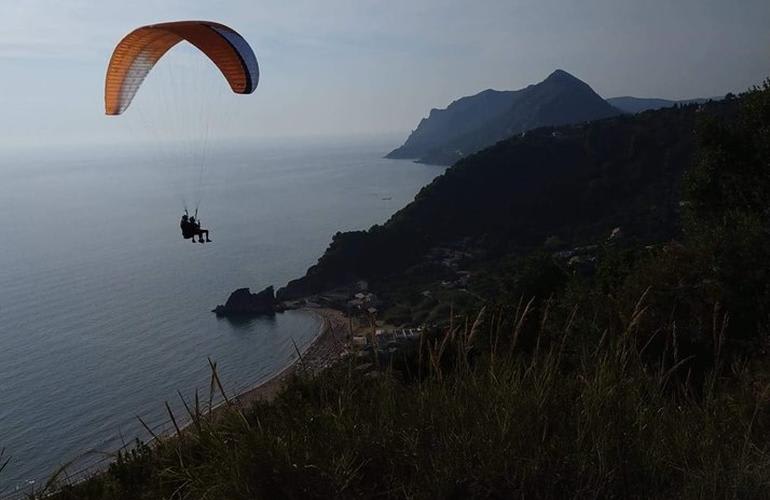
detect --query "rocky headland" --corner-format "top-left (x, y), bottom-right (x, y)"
top-left (212, 286), bottom-right (280, 317)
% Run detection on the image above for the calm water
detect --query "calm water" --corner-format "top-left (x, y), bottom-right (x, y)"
top-left (0, 138), bottom-right (443, 490)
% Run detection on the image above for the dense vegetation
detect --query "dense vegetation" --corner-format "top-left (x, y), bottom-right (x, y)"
top-left (41, 82), bottom-right (770, 498)
top-left (279, 98), bottom-right (720, 302)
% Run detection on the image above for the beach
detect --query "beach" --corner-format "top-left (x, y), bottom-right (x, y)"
top-left (231, 307), bottom-right (350, 405)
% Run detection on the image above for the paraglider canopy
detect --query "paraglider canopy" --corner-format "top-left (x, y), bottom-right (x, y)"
top-left (104, 20), bottom-right (259, 115)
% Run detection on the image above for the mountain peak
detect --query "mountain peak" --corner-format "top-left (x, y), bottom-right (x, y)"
top-left (544, 69), bottom-right (582, 84)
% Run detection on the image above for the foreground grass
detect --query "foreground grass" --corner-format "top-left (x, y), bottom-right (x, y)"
top-left (47, 295), bottom-right (770, 500)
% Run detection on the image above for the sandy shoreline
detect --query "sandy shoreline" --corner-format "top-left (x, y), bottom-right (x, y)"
top-left (230, 307), bottom-right (349, 406)
top-left (176, 307), bottom-right (348, 430)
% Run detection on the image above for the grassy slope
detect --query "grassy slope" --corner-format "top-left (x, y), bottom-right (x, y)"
top-left (50, 299), bottom-right (770, 499)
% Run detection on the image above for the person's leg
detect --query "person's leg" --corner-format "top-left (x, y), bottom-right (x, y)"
top-left (202, 229), bottom-right (211, 242)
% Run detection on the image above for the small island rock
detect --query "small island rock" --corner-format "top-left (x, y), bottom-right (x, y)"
top-left (213, 286), bottom-right (277, 317)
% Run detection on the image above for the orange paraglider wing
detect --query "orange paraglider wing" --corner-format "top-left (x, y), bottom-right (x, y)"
top-left (105, 21), bottom-right (259, 115)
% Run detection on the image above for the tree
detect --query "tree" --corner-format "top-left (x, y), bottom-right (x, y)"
top-left (683, 80), bottom-right (770, 340)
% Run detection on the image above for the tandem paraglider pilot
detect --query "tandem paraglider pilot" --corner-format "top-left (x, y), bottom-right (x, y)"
top-left (180, 211), bottom-right (211, 243)
top-left (104, 21), bottom-right (259, 247)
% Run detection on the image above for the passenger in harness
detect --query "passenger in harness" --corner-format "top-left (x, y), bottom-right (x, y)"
top-left (180, 211), bottom-right (211, 243)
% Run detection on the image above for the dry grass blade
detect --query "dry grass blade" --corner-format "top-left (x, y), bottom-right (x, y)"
top-left (165, 401), bottom-right (181, 437)
top-left (742, 384), bottom-right (770, 460)
top-left (429, 340), bottom-right (442, 379)
top-left (659, 355), bottom-right (695, 388)
top-left (624, 287), bottom-right (651, 336)
top-left (467, 305), bottom-right (487, 349)
top-left (137, 415), bottom-right (159, 442)
top-left (291, 336), bottom-right (307, 373)
top-left (438, 325), bottom-right (459, 361)
top-left (672, 322), bottom-right (679, 363)
top-left (713, 306), bottom-right (729, 368)
top-left (417, 324), bottom-right (425, 379)
top-left (208, 360), bottom-right (217, 412)
top-left (512, 296), bottom-right (536, 353)
top-left (39, 447), bottom-right (124, 495)
top-left (208, 357), bottom-right (232, 407)
top-left (557, 305), bottom-right (579, 360)
top-left (633, 287), bottom-right (651, 316)
top-left (40, 456), bottom-right (85, 495)
top-left (178, 390), bottom-right (201, 433)
top-left (427, 320), bottom-right (457, 381)
top-left (490, 309), bottom-right (501, 358)
top-left (638, 327), bottom-right (662, 358)
top-left (593, 328), bottom-right (609, 357)
top-left (207, 357), bottom-right (252, 431)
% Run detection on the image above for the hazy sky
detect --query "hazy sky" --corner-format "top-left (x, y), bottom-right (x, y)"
top-left (0, 0), bottom-right (768, 148)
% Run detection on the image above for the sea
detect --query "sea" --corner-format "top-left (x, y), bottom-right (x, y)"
top-left (0, 137), bottom-right (444, 492)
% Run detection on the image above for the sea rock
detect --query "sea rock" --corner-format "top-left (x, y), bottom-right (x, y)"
top-left (212, 286), bottom-right (277, 317)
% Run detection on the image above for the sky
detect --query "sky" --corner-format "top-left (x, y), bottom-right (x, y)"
top-left (0, 0), bottom-right (768, 149)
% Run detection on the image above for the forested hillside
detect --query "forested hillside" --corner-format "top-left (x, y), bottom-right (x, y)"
top-left (281, 101), bottom-right (721, 301)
